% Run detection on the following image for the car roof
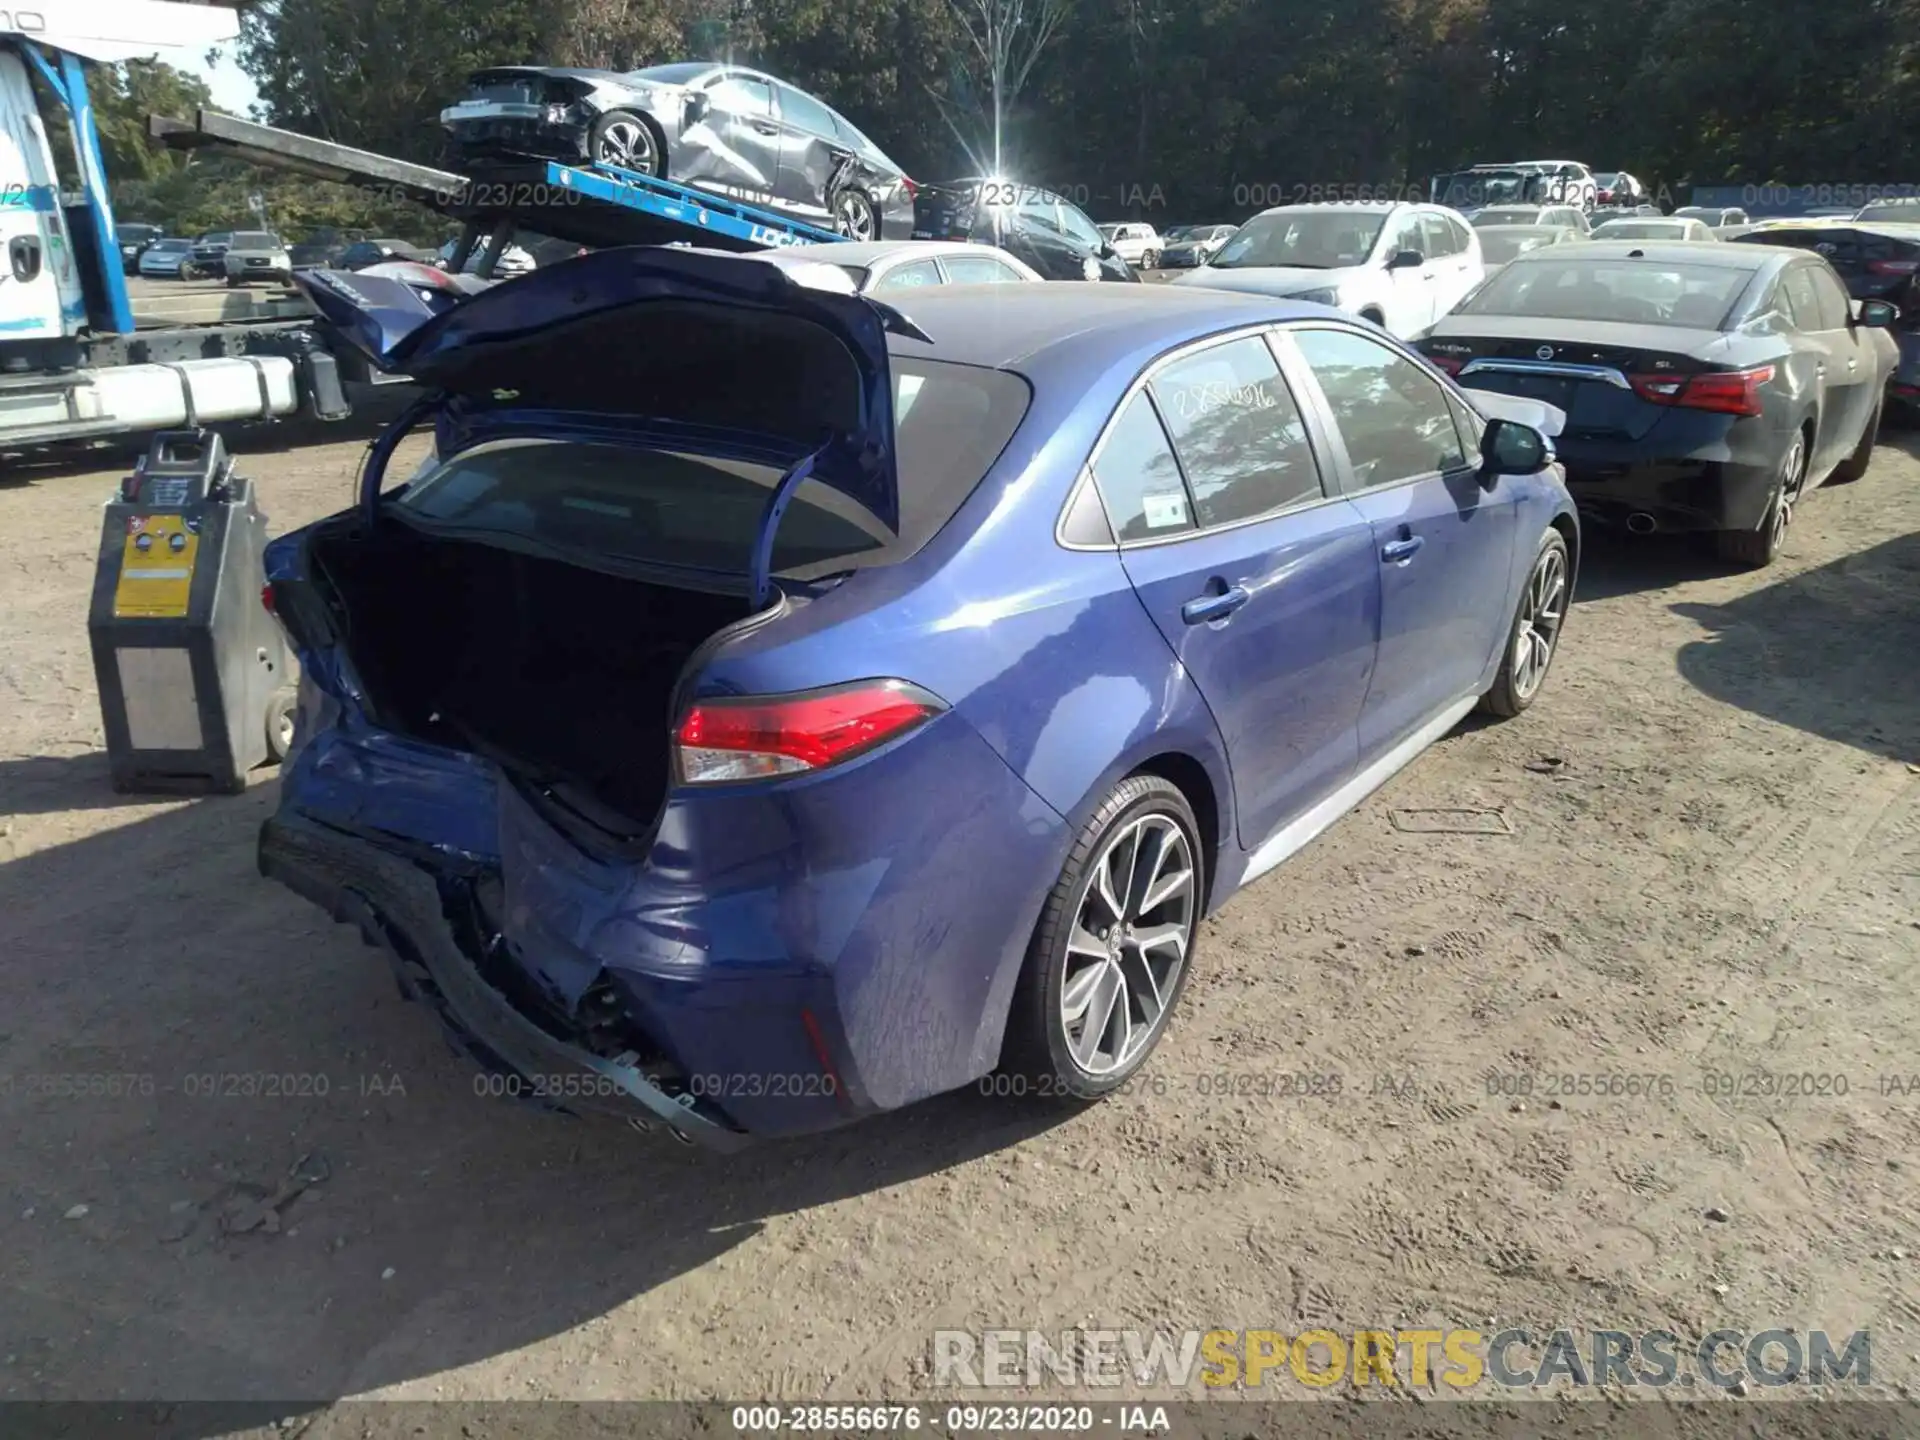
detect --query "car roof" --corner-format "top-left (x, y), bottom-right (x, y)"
top-left (1506, 240), bottom-right (1775, 269)
top-left (882, 283), bottom-right (1328, 372)
top-left (1254, 200), bottom-right (1411, 214)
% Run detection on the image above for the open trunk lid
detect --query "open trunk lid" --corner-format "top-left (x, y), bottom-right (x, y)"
top-left (296, 247), bottom-right (930, 542)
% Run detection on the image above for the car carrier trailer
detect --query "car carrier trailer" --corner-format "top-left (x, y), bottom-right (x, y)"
top-left (147, 107), bottom-right (844, 279)
top-left (1, 4), bottom-right (351, 451)
top-left (4, 1), bottom-right (847, 455)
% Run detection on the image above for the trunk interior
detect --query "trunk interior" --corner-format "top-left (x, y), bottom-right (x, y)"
top-left (308, 521), bottom-right (753, 828)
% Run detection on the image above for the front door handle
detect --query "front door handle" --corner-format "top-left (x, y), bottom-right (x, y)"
top-left (752, 121), bottom-right (779, 135)
top-left (1182, 585), bottom-right (1251, 625)
top-left (1382, 536), bottom-right (1425, 564)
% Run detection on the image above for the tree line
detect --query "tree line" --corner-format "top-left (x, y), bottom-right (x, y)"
top-left (90, 0), bottom-right (1920, 237)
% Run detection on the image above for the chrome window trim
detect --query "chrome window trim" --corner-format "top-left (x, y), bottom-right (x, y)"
top-left (1457, 357), bottom-right (1634, 389)
top-left (1052, 322), bottom-right (1338, 553)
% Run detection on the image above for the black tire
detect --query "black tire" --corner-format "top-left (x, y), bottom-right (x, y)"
top-left (1827, 403), bottom-right (1881, 485)
top-left (590, 110), bottom-right (663, 174)
top-left (831, 186), bottom-right (879, 242)
top-left (264, 685), bottom-right (299, 765)
top-left (1479, 529), bottom-right (1571, 718)
top-left (224, 275), bottom-right (239, 289)
top-left (1716, 426), bottom-right (1807, 569)
top-left (1143, 250), bottom-right (1160, 270)
top-left (1001, 774), bottom-right (1204, 1099)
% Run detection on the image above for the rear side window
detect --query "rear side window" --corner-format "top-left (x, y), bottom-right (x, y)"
top-left (873, 259), bottom-right (942, 293)
top-left (774, 82), bottom-right (837, 137)
top-left (942, 254), bottom-right (1024, 284)
top-left (1148, 337), bottom-right (1323, 525)
top-left (1090, 392), bottom-right (1193, 542)
top-left (394, 358), bottom-right (1030, 578)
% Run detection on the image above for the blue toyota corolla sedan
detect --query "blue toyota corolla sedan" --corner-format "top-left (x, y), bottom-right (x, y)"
top-left (266, 248), bottom-right (1578, 1148)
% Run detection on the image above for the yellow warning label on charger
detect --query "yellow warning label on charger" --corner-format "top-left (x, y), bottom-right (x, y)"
top-left (113, 513), bottom-right (201, 618)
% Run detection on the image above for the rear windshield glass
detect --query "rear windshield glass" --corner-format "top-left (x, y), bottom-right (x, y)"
top-left (1458, 256), bottom-right (1753, 327)
top-left (1479, 229), bottom-right (1564, 263)
top-left (1591, 222), bottom-right (1691, 239)
top-left (392, 358), bottom-right (1032, 582)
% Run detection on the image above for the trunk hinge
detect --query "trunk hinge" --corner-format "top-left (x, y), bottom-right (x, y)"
top-left (748, 441), bottom-right (830, 610)
top-left (360, 390), bottom-right (444, 524)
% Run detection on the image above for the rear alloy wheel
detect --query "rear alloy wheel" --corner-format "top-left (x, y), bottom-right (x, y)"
top-left (833, 188), bottom-right (878, 242)
top-left (1827, 403), bottom-right (1881, 485)
top-left (1716, 428), bottom-right (1805, 569)
top-left (1003, 775), bottom-right (1202, 1098)
top-left (1480, 530), bottom-right (1569, 718)
top-left (591, 110), bottom-right (661, 174)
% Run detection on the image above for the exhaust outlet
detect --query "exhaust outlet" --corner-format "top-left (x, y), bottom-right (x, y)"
top-left (1626, 512), bottom-right (1657, 535)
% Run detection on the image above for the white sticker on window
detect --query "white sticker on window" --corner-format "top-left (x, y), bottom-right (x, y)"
top-left (1141, 491), bottom-right (1189, 528)
top-left (896, 373), bottom-right (926, 422)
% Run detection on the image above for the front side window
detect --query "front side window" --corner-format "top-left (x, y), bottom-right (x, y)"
top-left (1419, 213), bottom-right (1458, 258)
top-left (1149, 337), bottom-right (1323, 527)
top-left (1291, 328), bottom-right (1468, 489)
top-left (709, 75), bottom-right (773, 119)
top-left (1056, 200), bottom-right (1107, 250)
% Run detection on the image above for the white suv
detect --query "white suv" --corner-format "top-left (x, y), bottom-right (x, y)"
top-left (1098, 222), bottom-right (1164, 270)
top-left (1170, 202), bottom-right (1485, 337)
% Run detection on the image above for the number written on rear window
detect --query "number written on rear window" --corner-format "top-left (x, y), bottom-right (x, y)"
top-left (1149, 338), bottom-right (1324, 526)
top-left (1293, 328), bottom-right (1468, 489)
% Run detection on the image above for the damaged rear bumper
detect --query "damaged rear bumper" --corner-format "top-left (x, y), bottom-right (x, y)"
top-left (258, 810), bottom-right (752, 1151)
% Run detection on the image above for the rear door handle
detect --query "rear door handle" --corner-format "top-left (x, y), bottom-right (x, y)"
top-left (1182, 585), bottom-right (1251, 625)
top-left (1382, 536), bottom-right (1425, 564)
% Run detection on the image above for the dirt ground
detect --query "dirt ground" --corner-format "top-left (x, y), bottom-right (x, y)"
top-left (2, 407), bottom-right (1919, 1422)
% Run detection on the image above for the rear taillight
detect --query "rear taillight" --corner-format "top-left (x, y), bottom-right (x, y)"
top-left (674, 680), bottom-right (945, 786)
top-left (261, 582), bottom-right (278, 616)
top-left (902, 177), bottom-right (919, 202)
top-left (1630, 365), bottom-right (1774, 417)
top-left (1868, 259), bottom-right (1920, 276)
top-left (1427, 354), bottom-right (1465, 375)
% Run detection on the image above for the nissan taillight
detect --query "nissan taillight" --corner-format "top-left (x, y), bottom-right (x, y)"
top-left (1630, 365), bottom-right (1775, 417)
top-left (674, 680), bottom-right (946, 786)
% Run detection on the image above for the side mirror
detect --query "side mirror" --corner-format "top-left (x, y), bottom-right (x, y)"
top-left (685, 92), bottom-right (711, 125)
top-left (1481, 418), bottom-right (1549, 482)
top-left (1387, 249), bottom-right (1425, 271)
top-left (9, 235), bottom-right (41, 283)
top-left (1857, 298), bottom-right (1900, 328)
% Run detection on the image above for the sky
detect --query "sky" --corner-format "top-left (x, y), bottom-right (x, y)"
top-left (179, 44), bottom-right (260, 115)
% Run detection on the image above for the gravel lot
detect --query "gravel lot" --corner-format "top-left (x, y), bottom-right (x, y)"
top-left (2, 402), bottom-right (1919, 1421)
